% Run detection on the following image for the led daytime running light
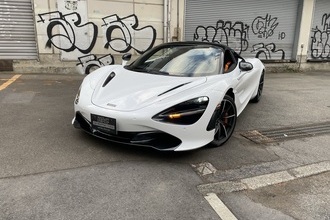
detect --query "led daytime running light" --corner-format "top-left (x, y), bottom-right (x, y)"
top-left (153, 96), bottom-right (209, 125)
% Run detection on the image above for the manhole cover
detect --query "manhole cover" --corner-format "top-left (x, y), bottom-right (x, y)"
top-left (241, 121), bottom-right (330, 144)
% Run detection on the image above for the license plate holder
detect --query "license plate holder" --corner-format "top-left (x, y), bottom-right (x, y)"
top-left (91, 114), bottom-right (116, 135)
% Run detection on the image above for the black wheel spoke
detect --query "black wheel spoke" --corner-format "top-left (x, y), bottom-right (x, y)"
top-left (220, 122), bottom-right (228, 138)
top-left (217, 127), bottom-right (222, 139)
top-left (221, 100), bottom-right (227, 114)
top-left (224, 114), bottom-right (236, 119)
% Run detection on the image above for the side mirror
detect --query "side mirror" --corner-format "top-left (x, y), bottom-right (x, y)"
top-left (122, 53), bottom-right (132, 66)
top-left (239, 62), bottom-right (253, 71)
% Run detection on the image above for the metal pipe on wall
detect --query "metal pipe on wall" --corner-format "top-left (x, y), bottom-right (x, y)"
top-left (163, 0), bottom-right (168, 43)
top-left (163, 0), bottom-right (171, 43)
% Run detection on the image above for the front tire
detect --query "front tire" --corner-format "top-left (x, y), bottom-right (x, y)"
top-left (209, 95), bottom-right (237, 147)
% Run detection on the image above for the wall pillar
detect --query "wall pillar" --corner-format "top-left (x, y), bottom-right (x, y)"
top-left (296, 0), bottom-right (315, 62)
top-left (169, 0), bottom-right (185, 42)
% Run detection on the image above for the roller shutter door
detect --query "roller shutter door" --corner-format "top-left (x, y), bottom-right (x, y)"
top-left (0, 0), bottom-right (38, 59)
top-left (308, 0), bottom-right (330, 60)
top-left (185, 0), bottom-right (300, 61)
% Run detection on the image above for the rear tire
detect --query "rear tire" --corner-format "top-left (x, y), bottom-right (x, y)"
top-left (250, 71), bottom-right (265, 103)
top-left (209, 95), bottom-right (237, 147)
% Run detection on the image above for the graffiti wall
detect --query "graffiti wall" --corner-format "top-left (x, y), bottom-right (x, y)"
top-left (185, 0), bottom-right (300, 61)
top-left (193, 14), bottom-right (287, 60)
top-left (310, 13), bottom-right (330, 59)
top-left (36, 0), bottom-right (158, 74)
top-left (308, 0), bottom-right (330, 60)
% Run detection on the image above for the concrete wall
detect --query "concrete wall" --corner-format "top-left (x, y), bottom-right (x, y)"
top-left (11, 0), bottom-right (330, 73)
top-left (15, 0), bottom-right (164, 74)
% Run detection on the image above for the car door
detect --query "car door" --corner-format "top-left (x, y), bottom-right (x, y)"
top-left (229, 51), bottom-right (256, 115)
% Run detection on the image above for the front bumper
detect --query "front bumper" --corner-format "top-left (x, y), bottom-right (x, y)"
top-left (73, 112), bottom-right (182, 151)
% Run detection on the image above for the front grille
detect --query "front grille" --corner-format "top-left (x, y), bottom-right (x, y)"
top-left (73, 112), bottom-right (181, 150)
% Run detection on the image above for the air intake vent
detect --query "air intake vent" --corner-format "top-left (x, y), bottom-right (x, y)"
top-left (158, 82), bottom-right (191, 96)
top-left (102, 72), bottom-right (116, 87)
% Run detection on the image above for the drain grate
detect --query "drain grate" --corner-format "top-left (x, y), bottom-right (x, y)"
top-left (241, 121), bottom-right (330, 144)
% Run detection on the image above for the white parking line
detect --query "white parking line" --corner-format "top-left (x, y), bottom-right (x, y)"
top-left (0, 74), bottom-right (22, 91)
top-left (204, 193), bottom-right (238, 220)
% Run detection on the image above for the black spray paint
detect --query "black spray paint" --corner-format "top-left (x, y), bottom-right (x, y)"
top-left (310, 13), bottom-right (330, 59)
top-left (76, 54), bottom-right (114, 75)
top-left (102, 14), bottom-right (157, 54)
top-left (38, 11), bottom-right (98, 54)
top-left (38, 11), bottom-right (157, 74)
top-left (193, 14), bottom-right (287, 60)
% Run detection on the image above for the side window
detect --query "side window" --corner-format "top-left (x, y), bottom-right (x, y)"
top-left (223, 50), bottom-right (237, 73)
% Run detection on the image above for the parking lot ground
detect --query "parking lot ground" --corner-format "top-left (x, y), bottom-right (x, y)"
top-left (0, 162), bottom-right (220, 220)
top-left (219, 171), bottom-right (330, 220)
top-left (0, 71), bottom-right (329, 219)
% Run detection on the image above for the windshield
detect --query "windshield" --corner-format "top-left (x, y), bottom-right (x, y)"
top-left (126, 45), bottom-right (223, 77)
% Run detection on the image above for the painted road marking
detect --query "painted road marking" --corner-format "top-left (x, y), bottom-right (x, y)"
top-left (192, 162), bottom-right (217, 176)
top-left (0, 74), bottom-right (22, 91)
top-left (241, 171), bottom-right (294, 190)
top-left (198, 160), bottom-right (330, 194)
top-left (204, 193), bottom-right (238, 220)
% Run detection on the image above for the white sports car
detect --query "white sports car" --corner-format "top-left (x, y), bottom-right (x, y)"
top-left (73, 41), bottom-right (265, 151)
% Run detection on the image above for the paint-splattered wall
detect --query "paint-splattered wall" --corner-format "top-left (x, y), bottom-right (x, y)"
top-left (34, 0), bottom-right (162, 74)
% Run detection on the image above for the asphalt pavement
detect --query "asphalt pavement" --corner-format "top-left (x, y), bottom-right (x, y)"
top-left (0, 71), bottom-right (329, 219)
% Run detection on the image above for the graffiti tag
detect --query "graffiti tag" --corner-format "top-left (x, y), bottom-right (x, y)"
top-left (38, 11), bottom-right (98, 54)
top-left (194, 20), bottom-right (249, 54)
top-left (252, 14), bottom-right (279, 39)
top-left (76, 54), bottom-right (114, 75)
top-left (65, 1), bottom-right (78, 11)
top-left (310, 13), bottom-right (330, 59)
top-left (102, 14), bottom-right (157, 54)
top-left (193, 13), bottom-right (287, 60)
top-left (38, 10), bottom-right (158, 73)
top-left (251, 43), bottom-right (285, 60)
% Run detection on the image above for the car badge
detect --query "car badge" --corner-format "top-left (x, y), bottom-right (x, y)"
top-left (107, 103), bottom-right (116, 107)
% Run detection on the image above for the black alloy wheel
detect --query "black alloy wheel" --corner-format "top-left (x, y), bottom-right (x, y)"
top-left (250, 71), bottom-right (265, 103)
top-left (210, 95), bottom-right (237, 147)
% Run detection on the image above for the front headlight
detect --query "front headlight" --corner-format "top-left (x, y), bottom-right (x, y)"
top-left (152, 97), bottom-right (209, 125)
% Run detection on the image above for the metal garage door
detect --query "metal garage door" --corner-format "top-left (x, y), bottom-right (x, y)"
top-left (185, 0), bottom-right (301, 61)
top-left (308, 0), bottom-right (330, 60)
top-left (0, 0), bottom-right (38, 59)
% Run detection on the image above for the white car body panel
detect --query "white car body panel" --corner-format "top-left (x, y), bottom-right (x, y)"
top-left (91, 66), bottom-right (207, 112)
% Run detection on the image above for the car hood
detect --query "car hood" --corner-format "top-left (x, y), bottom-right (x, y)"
top-left (91, 66), bottom-right (207, 111)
